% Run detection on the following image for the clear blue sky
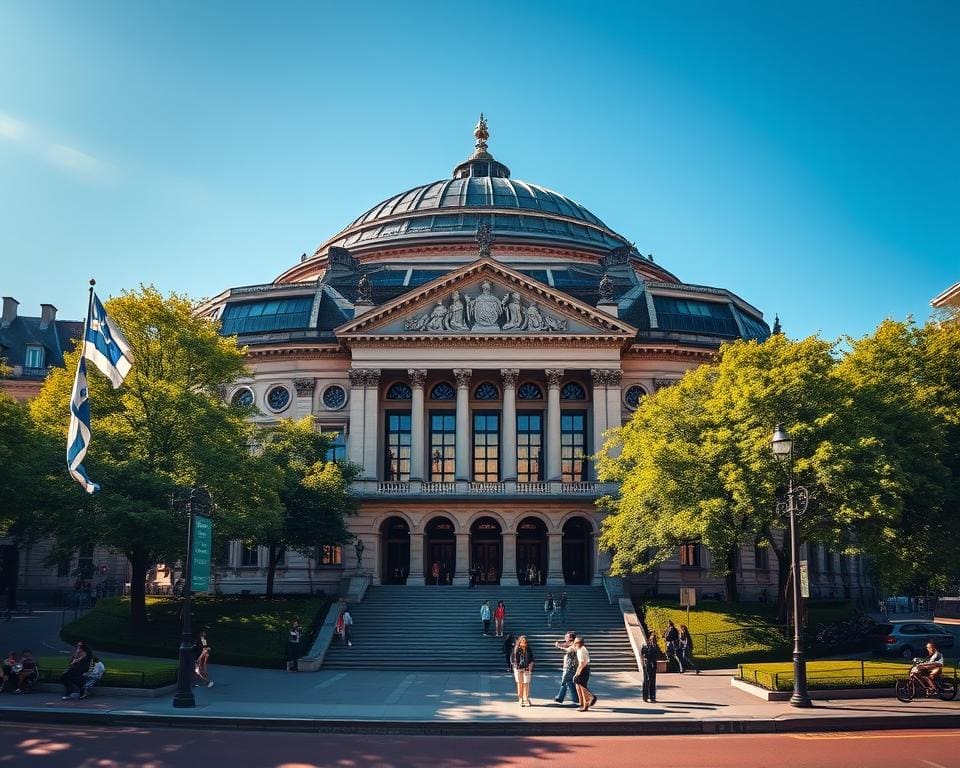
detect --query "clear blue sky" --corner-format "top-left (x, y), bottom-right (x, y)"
top-left (1, 1), bottom-right (956, 340)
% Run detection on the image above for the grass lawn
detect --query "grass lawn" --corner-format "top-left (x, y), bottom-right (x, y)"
top-left (641, 599), bottom-right (859, 668)
top-left (37, 656), bottom-right (178, 688)
top-left (737, 660), bottom-right (916, 691)
top-left (61, 595), bottom-right (331, 668)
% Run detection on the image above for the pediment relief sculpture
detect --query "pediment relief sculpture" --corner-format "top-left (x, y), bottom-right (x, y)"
top-left (403, 281), bottom-right (567, 334)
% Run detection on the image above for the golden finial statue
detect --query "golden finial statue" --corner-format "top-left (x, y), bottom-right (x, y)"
top-left (473, 113), bottom-right (489, 156)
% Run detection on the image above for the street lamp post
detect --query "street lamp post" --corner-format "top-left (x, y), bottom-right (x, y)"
top-left (173, 487), bottom-right (211, 709)
top-left (771, 424), bottom-right (812, 708)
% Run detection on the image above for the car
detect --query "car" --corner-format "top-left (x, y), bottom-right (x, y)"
top-left (871, 621), bottom-right (955, 659)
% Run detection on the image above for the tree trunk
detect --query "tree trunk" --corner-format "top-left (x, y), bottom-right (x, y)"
top-left (128, 551), bottom-right (149, 632)
top-left (265, 544), bottom-right (285, 600)
top-left (724, 549), bottom-right (739, 603)
top-left (764, 524), bottom-right (791, 623)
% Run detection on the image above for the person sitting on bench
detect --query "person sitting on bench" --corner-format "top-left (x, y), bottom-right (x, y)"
top-left (81, 656), bottom-right (105, 699)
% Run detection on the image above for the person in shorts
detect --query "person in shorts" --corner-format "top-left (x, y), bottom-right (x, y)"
top-left (573, 637), bottom-right (596, 711)
top-left (511, 635), bottom-right (535, 706)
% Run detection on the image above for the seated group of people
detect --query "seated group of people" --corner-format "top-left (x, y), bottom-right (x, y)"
top-left (0, 642), bottom-right (106, 699)
top-left (0, 649), bottom-right (39, 693)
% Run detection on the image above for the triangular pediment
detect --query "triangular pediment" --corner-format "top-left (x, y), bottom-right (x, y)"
top-left (335, 258), bottom-right (636, 341)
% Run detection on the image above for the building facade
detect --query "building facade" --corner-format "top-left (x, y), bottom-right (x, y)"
top-left (200, 119), bottom-right (867, 601)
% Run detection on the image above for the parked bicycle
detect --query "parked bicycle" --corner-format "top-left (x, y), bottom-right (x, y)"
top-left (895, 658), bottom-right (958, 702)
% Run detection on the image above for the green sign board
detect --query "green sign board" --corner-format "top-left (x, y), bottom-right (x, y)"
top-left (190, 514), bottom-right (213, 593)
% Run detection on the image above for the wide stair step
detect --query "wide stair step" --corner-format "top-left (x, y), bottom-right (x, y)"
top-left (324, 585), bottom-right (637, 672)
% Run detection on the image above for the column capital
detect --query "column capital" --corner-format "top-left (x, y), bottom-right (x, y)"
top-left (454, 368), bottom-right (473, 388)
top-left (348, 368), bottom-right (381, 387)
top-left (607, 370), bottom-right (622, 387)
top-left (545, 368), bottom-right (564, 388)
top-left (407, 368), bottom-right (428, 388)
top-left (500, 368), bottom-right (520, 388)
top-left (293, 377), bottom-right (316, 397)
top-left (590, 368), bottom-right (621, 387)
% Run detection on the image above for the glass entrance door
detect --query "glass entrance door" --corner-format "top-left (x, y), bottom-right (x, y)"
top-left (472, 542), bottom-right (501, 584)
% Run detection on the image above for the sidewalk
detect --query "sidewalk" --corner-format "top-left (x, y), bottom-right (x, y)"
top-left (2, 665), bottom-right (959, 735)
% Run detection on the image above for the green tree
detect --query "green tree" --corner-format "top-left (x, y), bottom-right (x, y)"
top-left (254, 417), bottom-right (358, 599)
top-left (30, 286), bottom-right (269, 630)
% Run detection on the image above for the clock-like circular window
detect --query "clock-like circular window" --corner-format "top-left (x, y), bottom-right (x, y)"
top-left (322, 385), bottom-right (347, 410)
top-left (231, 388), bottom-right (254, 408)
top-left (624, 385), bottom-right (647, 410)
top-left (266, 385), bottom-right (291, 412)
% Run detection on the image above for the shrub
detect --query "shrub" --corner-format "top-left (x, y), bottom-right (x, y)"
top-left (37, 657), bottom-right (178, 688)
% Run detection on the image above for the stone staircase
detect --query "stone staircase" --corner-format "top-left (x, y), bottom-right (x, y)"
top-left (323, 584), bottom-right (637, 672)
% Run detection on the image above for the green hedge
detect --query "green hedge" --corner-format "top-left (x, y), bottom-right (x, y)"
top-left (737, 660), bottom-right (917, 691)
top-left (37, 656), bottom-right (178, 688)
top-left (61, 595), bottom-right (331, 668)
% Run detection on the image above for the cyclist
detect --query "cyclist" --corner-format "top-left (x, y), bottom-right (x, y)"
top-left (916, 641), bottom-right (944, 693)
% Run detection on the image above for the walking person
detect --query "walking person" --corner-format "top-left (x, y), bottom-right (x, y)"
top-left (341, 608), bottom-right (353, 646)
top-left (544, 592), bottom-right (555, 628)
top-left (194, 628), bottom-right (213, 688)
top-left (286, 617), bottom-right (302, 671)
top-left (511, 634), bottom-right (535, 706)
top-left (641, 631), bottom-right (658, 702)
top-left (678, 624), bottom-right (700, 674)
top-left (61, 641), bottom-right (92, 700)
top-left (573, 637), bottom-right (596, 711)
top-left (480, 600), bottom-right (492, 637)
top-left (664, 620), bottom-right (681, 672)
top-left (502, 633), bottom-right (515, 673)
top-left (553, 631), bottom-right (579, 706)
top-left (494, 600), bottom-right (506, 637)
top-left (557, 592), bottom-right (568, 626)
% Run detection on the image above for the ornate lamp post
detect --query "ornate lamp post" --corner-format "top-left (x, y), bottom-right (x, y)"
top-left (173, 487), bottom-right (211, 709)
top-left (354, 538), bottom-right (365, 574)
top-left (771, 425), bottom-right (812, 708)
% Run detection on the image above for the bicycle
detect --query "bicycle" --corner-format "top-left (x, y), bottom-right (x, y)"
top-left (895, 659), bottom-right (958, 702)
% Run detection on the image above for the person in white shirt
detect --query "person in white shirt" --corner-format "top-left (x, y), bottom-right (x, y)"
top-left (573, 637), bottom-right (597, 712)
top-left (917, 642), bottom-right (944, 692)
top-left (342, 610), bottom-right (353, 647)
top-left (81, 656), bottom-right (105, 699)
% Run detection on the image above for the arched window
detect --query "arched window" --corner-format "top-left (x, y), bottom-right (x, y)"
top-left (517, 382), bottom-right (543, 400)
top-left (474, 382), bottom-right (500, 401)
top-left (430, 382), bottom-right (456, 400)
top-left (560, 382), bottom-right (586, 400)
top-left (386, 382), bottom-right (412, 400)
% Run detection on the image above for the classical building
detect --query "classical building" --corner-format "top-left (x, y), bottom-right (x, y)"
top-left (199, 118), bottom-right (870, 602)
top-left (932, 281), bottom-right (960, 316)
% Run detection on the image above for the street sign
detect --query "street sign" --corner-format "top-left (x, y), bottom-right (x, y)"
top-left (190, 515), bottom-right (213, 593)
top-left (799, 560), bottom-right (810, 598)
top-left (680, 587), bottom-right (696, 607)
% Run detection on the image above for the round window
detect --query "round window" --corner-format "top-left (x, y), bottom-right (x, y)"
top-left (322, 385), bottom-right (347, 410)
top-left (267, 385), bottom-right (291, 412)
top-left (625, 385), bottom-right (647, 410)
top-left (231, 388), bottom-right (254, 408)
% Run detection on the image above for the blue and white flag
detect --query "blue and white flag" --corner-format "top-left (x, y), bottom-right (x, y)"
top-left (67, 355), bottom-right (99, 494)
top-left (84, 293), bottom-right (133, 388)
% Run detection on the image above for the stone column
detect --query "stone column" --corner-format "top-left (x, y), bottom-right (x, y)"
top-left (408, 532), bottom-right (425, 587)
top-left (592, 532), bottom-right (604, 585)
top-left (500, 369), bottom-right (519, 482)
top-left (408, 369), bottom-right (427, 482)
top-left (453, 532), bottom-right (470, 586)
top-left (347, 369), bottom-right (366, 468)
top-left (546, 532), bottom-right (564, 586)
top-left (501, 530), bottom-right (519, 586)
top-left (590, 369), bottom-right (609, 480)
top-left (454, 368), bottom-right (472, 482)
top-left (604, 370), bottom-right (623, 459)
top-left (293, 377), bottom-right (316, 418)
top-left (545, 369), bottom-right (564, 482)
top-left (362, 369), bottom-right (381, 480)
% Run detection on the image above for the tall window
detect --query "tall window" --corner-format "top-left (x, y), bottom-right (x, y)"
top-left (824, 549), bottom-right (834, 573)
top-left (754, 540), bottom-right (770, 570)
top-left (517, 412), bottom-right (543, 482)
top-left (317, 545), bottom-right (343, 567)
top-left (679, 542), bottom-right (701, 567)
top-left (324, 428), bottom-right (347, 462)
top-left (560, 411), bottom-right (587, 482)
top-left (57, 553), bottom-right (72, 577)
top-left (77, 543), bottom-right (94, 579)
top-left (24, 345), bottom-right (45, 369)
top-left (472, 412), bottom-right (500, 482)
top-left (430, 412), bottom-right (456, 482)
top-left (385, 411), bottom-right (412, 481)
top-left (240, 544), bottom-right (259, 567)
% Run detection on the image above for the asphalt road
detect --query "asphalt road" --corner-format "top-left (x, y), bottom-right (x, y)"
top-left (1, 725), bottom-right (959, 768)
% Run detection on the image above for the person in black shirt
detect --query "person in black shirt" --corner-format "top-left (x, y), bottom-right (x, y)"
top-left (641, 632), bottom-right (659, 703)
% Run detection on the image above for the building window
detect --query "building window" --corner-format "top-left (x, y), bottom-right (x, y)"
top-left (474, 382), bottom-right (500, 401)
top-left (317, 545), bottom-right (343, 567)
top-left (231, 388), bottom-right (254, 408)
top-left (77, 543), bottom-right (94, 579)
top-left (386, 382), bottom-right (412, 400)
top-left (624, 385), bottom-right (646, 410)
top-left (385, 411), bottom-right (412, 481)
top-left (517, 382), bottom-right (543, 400)
top-left (240, 544), bottom-right (259, 568)
top-left (560, 382), bottom-right (586, 400)
top-left (324, 427), bottom-right (347, 462)
top-left (679, 542), bottom-right (701, 568)
top-left (754, 540), bottom-right (770, 570)
top-left (220, 297), bottom-right (313, 335)
top-left (472, 412), bottom-right (500, 482)
top-left (266, 385), bottom-right (291, 412)
top-left (430, 411), bottom-right (456, 482)
top-left (430, 382), bottom-right (456, 400)
top-left (824, 549), bottom-right (834, 573)
top-left (560, 411), bottom-right (587, 482)
top-left (24, 345), bottom-right (45, 369)
top-left (807, 545), bottom-right (819, 575)
top-left (57, 553), bottom-right (72, 578)
top-left (652, 295), bottom-right (739, 337)
top-left (322, 385), bottom-right (347, 410)
top-left (517, 412), bottom-right (543, 482)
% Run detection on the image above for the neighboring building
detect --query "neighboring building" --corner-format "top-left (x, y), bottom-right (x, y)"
top-left (199, 118), bottom-right (868, 602)
top-left (0, 296), bottom-right (129, 604)
top-left (932, 281), bottom-right (960, 317)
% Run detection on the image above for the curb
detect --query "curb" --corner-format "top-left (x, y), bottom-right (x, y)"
top-left (2, 707), bottom-right (959, 736)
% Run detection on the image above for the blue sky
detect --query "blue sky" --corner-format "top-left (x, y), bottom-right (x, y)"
top-left (1, 1), bottom-right (956, 340)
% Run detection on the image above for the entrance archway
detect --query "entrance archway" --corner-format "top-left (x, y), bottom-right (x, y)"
top-left (379, 516), bottom-right (410, 584)
top-left (424, 516), bottom-right (456, 586)
top-left (516, 516), bottom-right (548, 584)
top-left (470, 517), bottom-right (502, 585)
top-left (562, 516), bottom-right (593, 585)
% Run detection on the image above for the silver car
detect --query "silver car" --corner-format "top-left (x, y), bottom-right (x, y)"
top-left (873, 621), bottom-right (955, 659)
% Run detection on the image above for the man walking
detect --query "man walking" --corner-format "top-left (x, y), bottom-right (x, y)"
top-left (552, 631), bottom-right (579, 706)
top-left (557, 592), bottom-right (568, 626)
top-left (664, 620), bottom-right (681, 672)
top-left (641, 631), bottom-right (659, 702)
top-left (480, 600), bottom-right (492, 636)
